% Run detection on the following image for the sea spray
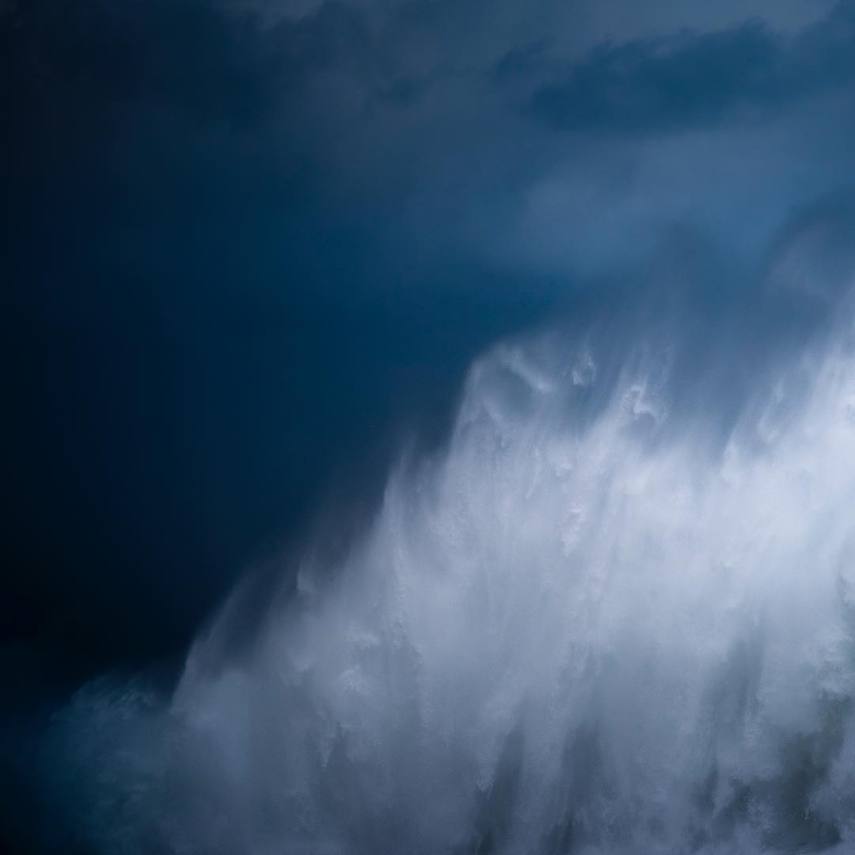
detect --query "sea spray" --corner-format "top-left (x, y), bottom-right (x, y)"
top-left (46, 310), bottom-right (855, 854)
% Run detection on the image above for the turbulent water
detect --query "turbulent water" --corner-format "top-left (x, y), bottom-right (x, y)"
top-left (48, 284), bottom-right (855, 854)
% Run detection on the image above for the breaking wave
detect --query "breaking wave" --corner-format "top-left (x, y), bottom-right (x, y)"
top-left (46, 284), bottom-right (855, 854)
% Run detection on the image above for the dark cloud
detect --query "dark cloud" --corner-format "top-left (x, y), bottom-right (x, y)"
top-left (526, 4), bottom-right (855, 135)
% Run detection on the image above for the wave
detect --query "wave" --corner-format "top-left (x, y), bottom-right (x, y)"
top-left (45, 286), bottom-right (855, 854)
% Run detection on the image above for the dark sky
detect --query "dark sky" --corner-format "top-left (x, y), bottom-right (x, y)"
top-left (2, 0), bottom-right (559, 674)
top-left (5, 0), bottom-right (855, 850)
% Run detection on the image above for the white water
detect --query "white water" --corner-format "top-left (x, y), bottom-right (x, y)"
top-left (53, 306), bottom-right (855, 854)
